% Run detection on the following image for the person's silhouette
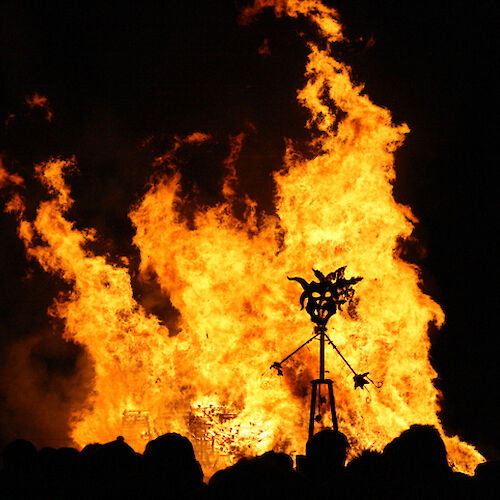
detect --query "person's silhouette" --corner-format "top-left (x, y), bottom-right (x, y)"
top-left (382, 425), bottom-right (454, 499)
top-left (143, 433), bottom-right (204, 499)
top-left (301, 427), bottom-right (349, 497)
top-left (0, 439), bottom-right (39, 499)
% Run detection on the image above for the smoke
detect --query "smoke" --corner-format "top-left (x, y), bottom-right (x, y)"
top-left (0, 331), bottom-right (94, 449)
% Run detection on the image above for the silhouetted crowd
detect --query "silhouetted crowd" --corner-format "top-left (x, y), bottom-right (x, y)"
top-left (0, 425), bottom-right (498, 499)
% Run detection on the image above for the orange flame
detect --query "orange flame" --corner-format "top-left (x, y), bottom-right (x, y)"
top-left (0, 157), bottom-right (24, 189)
top-left (4, 0), bottom-right (484, 475)
top-left (25, 92), bottom-right (54, 122)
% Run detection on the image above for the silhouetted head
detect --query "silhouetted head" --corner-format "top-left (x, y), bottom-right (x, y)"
top-left (346, 449), bottom-right (383, 475)
top-left (344, 450), bottom-right (385, 498)
top-left (37, 447), bottom-right (58, 480)
top-left (144, 433), bottom-right (194, 468)
top-left (54, 447), bottom-right (80, 470)
top-left (144, 433), bottom-right (203, 485)
top-left (80, 442), bottom-right (103, 457)
top-left (98, 436), bottom-right (137, 475)
top-left (208, 451), bottom-right (304, 500)
top-left (80, 443), bottom-right (102, 469)
top-left (304, 429), bottom-right (349, 484)
top-left (2, 439), bottom-right (37, 473)
top-left (259, 450), bottom-right (294, 472)
top-left (38, 446), bottom-right (56, 465)
top-left (383, 425), bottom-right (450, 477)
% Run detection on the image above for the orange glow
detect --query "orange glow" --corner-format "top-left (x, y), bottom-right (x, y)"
top-left (4, 0), bottom-right (484, 476)
top-left (0, 157), bottom-right (24, 188)
top-left (25, 92), bottom-right (54, 122)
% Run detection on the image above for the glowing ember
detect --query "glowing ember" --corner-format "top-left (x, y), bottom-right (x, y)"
top-left (2, 0), bottom-right (484, 475)
top-left (25, 92), bottom-right (54, 122)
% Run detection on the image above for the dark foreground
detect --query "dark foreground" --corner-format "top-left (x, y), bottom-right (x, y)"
top-left (0, 425), bottom-right (498, 499)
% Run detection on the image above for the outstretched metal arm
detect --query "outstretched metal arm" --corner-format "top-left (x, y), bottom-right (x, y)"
top-left (324, 332), bottom-right (372, 390)
top-left (324, 332), bottom-right (357, 375)
top-left (270, 332), bottom-right (320, 376)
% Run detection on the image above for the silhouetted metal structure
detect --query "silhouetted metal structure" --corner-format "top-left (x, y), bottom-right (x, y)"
top-left (271, 267), bottom-right (373, 438)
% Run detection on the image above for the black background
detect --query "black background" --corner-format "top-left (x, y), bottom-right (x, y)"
top-left (1, 0), bottom-right (498, 460)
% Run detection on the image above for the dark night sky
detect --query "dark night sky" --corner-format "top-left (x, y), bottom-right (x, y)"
top-left (0, 0), bottom-right (498, 460)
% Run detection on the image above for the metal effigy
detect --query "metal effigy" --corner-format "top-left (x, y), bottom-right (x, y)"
top-left (271, 266), bottom-right (376, 438)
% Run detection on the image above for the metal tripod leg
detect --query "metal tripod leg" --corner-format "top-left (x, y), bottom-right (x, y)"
top-left (308, 381), bottom-right (318, 439)
top-left (308, 379), bottom-right (338, 438)
top-left (327, 379), bottom-right (338, 431)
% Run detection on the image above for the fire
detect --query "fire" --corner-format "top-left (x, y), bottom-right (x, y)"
top-left (25, 92), bottom-right (54, 122)
top-left (2, 0), bottom-right (484, 475)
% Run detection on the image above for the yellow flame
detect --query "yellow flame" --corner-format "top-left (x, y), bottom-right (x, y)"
top-left (5, 0), bottom-right (484, 475)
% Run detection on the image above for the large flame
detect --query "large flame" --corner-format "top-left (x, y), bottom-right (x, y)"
top-left (3, 0), bottom-right (484, 474)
